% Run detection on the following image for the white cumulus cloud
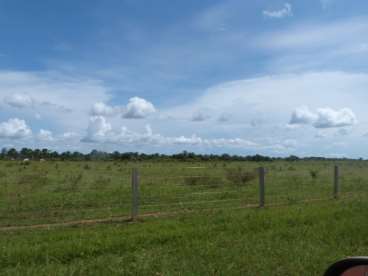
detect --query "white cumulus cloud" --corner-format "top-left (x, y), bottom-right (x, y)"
top-left (0, 118), bottom-right (32, 139)
top-left (123, 97), bottom-right (156, 119)
top-left (289, 106), bottom-right (357, 129)
top-left (91, 102), bottom-right (119, 116)
top-left (0, 71), bottom-right (111, 131)
top-left (289, 106), bottom-right (318, 125)
top-left (263, 3), bottom-right (292, 19)
top-left (4, 94), bottom-right (34, 108)
top-left (82, 116), bottom-right (113, 142)
top-left (314, 107), bottom-right (357, 128)
top-left (37, 129), bottom-right (54, 141)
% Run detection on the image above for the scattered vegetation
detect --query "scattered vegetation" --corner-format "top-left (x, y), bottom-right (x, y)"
top-left (225, 167), bottom-right (257, 186)
top-left (0, 159), bottom-right (367, 274)
top-left (183, 176), bottom-right (222, 188)
top-left (310, 169), bottom-right (319, 180)
top-left (0, 159), bottom-right (365, 226)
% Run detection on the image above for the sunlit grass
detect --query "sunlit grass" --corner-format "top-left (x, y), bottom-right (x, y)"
top-left (1, 160), bottom-right (368, 274)
top-left (1, 160), bottom-right (368, 226)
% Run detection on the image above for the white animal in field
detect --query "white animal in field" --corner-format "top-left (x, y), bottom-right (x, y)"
top-left (22, 158), bottom-right (30, 163)
top-left (40, 158), bottom-right (45, 162)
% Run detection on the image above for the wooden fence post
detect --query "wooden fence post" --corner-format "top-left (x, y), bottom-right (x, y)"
top-left (131, 168), bottom-right (140, 220)
top-left (334, 165), bottom-right (339, 199)
top-left (259, 167), bottom-right (265, 207)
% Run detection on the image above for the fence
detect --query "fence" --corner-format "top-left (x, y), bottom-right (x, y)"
top-left (130, 164), bottom-right (365, 220)
top-left (1, 161), bottom-right (367, 227)
top-left (0, 161), bottom-right (134, 227)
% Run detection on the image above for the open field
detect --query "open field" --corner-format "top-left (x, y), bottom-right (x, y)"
top-left (2, 197), bottom-right (368, 275)
top-left (1, 160), bottom-right (368, 274)
top-left (1, 160), bottom-right (368, 227)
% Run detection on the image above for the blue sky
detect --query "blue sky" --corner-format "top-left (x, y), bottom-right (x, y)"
top-left (1, 0), bottom-right (368, 157)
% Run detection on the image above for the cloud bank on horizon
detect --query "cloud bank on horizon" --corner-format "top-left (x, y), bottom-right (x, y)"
top-left (0, 0), bottom-right (367, 157)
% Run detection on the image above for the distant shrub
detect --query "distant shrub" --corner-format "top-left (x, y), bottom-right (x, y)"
top-left (183, 176), bottom-right (222, 188)
top-left (309, 170), bottom-right (319, 180)
top-left (225, 167), bottom-right (257, 186)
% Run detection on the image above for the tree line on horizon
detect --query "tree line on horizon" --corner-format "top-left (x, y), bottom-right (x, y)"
top-left (0, 148), bottom-right (360, 162)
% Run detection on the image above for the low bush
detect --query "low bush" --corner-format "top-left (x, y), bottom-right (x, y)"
top-left (225, 167), bottom-right (257, 186)
top-left (183, 176), bottom-right (222, 188)
top-left (309, 169), bottom-right (319, 180)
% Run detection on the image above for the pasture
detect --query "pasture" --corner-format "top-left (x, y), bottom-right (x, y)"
top-left (1, 159), bottom-right (368, 274)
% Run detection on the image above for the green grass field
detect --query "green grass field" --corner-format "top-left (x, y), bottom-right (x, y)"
top-left (1, 160), bottom-right (368, 275)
